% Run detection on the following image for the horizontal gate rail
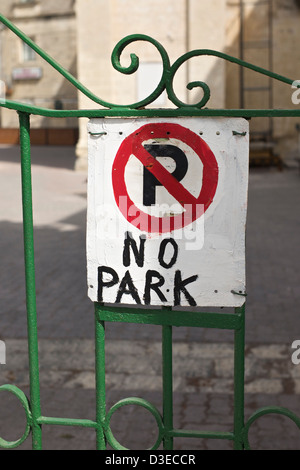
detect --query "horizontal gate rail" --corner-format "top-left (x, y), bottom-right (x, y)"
top-left (0, 12), bottom-right (299, 450)
top-left (95, 304), bottom-right (244, 329)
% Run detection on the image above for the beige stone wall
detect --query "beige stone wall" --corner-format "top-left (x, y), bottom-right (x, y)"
top-left (75, 0), bottom-right (227, 170)
top-left (75, 0), bottom-right (112, 166)
top-left (225, 0), bottom-right (300, 160)
top-left (0, 0), bottom-right (13, 17)
top-left (188, 0), bottom-right (226, 109)
top-left (11, 0), bottom-right (75, 18)
top-left (272, 0), bottom-right (300, 157)
top-left (75, 0), bottom-right (190, 169)
top-left (0, 0), bottom-right (77, 130)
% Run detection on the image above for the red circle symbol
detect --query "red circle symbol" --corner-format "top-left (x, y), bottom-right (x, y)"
top-left (112, 122), bottom-right (218, 233)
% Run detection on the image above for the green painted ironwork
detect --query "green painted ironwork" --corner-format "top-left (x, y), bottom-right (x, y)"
top-left (0, 13), bottom-right (299, 450)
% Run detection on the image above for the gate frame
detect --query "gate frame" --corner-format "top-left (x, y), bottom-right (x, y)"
top-left (0, 13), bottom-right (299, 450)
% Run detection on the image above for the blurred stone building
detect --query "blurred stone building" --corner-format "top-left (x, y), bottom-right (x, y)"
top-left (75, 0), bottom-right (300, 170)
top-left (0, 0), bottom-right (78, 145)
top-left (0, 0), bottom-right (300, 168)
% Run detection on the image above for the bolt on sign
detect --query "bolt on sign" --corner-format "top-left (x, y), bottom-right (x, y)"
top-left (87, 117), bottom-right (249, 308)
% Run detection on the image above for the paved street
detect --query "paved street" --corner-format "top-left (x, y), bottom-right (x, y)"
top-left (0, 144), bottom-right (299, 450)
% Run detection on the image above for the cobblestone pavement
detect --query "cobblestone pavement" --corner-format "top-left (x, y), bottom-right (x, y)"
top-left (0, 145), bottom-right (300, 450)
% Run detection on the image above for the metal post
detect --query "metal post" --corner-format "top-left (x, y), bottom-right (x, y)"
top-left (18, 111), bottom-right (42, 450)
top-left (233, 304), bottom-right (245, 450)
top-left (162, 323), bottom-right (173, 450)
top-left (95, 305), bottom-right (106, 450)
top-left (239, 0), bottom-right (245, 109)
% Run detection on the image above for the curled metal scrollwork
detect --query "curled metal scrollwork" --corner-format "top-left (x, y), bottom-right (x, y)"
top-left (242, 406), bottom-right (300, 450)
top-left (167, 50), bottom-right (212, 109)
top-left (110, 34), bottom-right (170, 109)
top-left (104, 397), bottom-right (164, 450)
top-left (0, 385), bottom-right (32, 449)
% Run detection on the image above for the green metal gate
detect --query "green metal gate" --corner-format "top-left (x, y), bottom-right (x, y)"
top-left (0, 14), bottom-right (299, 450)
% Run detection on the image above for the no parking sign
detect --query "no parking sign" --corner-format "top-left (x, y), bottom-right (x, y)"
top-left (112, 122), bottom-right (218, 233)
top-left (87, 117), bottom-right (249, 308)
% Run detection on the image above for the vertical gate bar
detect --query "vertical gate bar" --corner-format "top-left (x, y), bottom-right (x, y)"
top-left (95, 305), bottom-right (106, 450)
top-left (233, 304), bottom-right (245, 450)
top-left (18, 111), bottom-right (42, 450)
top-left (162, 324), bottom-right (173, 450)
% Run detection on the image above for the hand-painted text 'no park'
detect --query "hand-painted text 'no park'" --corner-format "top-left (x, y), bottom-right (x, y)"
top-left (98, 231), bottom-right (199, 307)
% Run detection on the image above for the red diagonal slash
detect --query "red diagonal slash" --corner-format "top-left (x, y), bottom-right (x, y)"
top-left (133, 143), bottom-right (197, 207)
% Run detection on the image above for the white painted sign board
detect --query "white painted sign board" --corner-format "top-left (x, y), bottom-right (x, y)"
top-left (87, 117), bottom-right (249, 308)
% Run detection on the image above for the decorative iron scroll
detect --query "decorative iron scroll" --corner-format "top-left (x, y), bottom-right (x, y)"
top-left (0, 13), bottom-right (299, 117)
